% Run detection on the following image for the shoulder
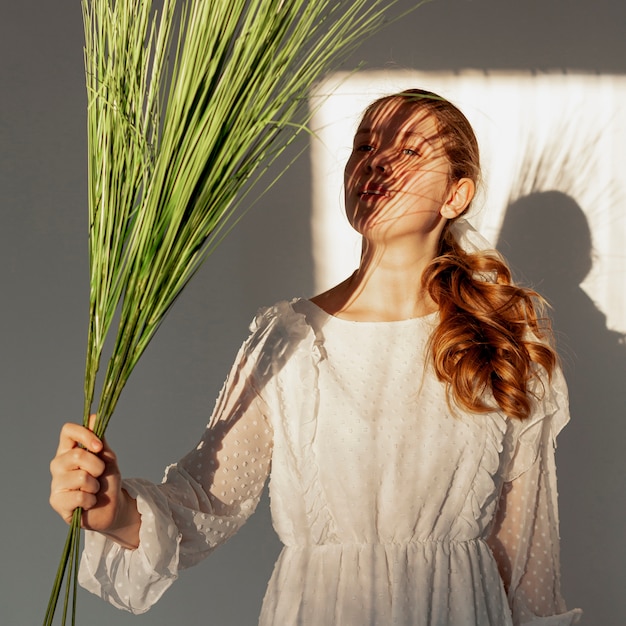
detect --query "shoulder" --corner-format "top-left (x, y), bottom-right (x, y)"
top-left (248, 298), bottom-right (309, 335)
top-left (240, 298), bottom-right (319, 372)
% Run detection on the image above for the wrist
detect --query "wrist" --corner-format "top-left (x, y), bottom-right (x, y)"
top-left (103, 488), bottom-right (141, 549)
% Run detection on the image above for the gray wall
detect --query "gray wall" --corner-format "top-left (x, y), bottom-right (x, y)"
top-left (2, 1), bottom-right (623, 624)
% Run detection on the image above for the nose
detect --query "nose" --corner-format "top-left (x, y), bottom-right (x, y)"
top-left (365, 151), bottom-right (389, 174)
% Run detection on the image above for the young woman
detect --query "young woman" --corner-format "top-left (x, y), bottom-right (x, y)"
top-left (50, 90), bottom-right (582, 625)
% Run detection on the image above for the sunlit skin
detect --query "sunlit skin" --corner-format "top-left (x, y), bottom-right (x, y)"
top-left (313, 98), bottom-right (475, 322)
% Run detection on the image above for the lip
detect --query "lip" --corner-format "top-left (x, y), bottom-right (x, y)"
top-left (358, 182), bottom-right (390, 198)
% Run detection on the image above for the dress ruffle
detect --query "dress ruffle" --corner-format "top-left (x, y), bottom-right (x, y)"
top-left (256, 300), bottom-right (340, 544)
top-left (503, 366), bottom-right (570, 482)
top-left (459, 411), bottom-right (508, 532)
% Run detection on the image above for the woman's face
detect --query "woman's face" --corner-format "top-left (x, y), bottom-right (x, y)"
top-left (344, 100), bottom-right (457, 242)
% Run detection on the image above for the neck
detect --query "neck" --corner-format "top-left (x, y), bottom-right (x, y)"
top-left (313, 231), bottom-right (443, 322)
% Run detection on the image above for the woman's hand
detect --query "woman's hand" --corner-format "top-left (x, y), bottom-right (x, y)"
top-left (49, 418), bottom-right (140, 548)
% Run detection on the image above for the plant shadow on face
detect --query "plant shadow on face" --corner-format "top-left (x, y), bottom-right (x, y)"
top-left (344, 98), bottom-right (455, 236)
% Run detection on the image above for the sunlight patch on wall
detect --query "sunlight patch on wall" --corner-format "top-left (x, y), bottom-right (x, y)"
top-left (309, 71), bottom-right (626, 334)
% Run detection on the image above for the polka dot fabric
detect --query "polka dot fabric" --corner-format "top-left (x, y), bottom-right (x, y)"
top-left (79, 299), bottom-right (581, 625)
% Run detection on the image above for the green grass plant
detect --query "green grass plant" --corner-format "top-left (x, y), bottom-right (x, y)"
top-left (44, 0), bottom-right (426, 623)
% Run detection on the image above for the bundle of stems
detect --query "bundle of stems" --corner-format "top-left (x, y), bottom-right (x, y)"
top-left (43, 0), bottom-right (422, 623)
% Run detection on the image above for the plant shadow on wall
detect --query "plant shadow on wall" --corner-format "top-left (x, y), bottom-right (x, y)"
top-left (497, 190), bottom-right (626, 625)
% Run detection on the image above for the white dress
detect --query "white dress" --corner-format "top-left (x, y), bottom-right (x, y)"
top-left (79, 298), bottom-right (582, 625)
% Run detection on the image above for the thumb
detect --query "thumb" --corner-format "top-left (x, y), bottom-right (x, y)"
top-left (87, 413), bottom-right (99, 432)
top-left (85, 414), bottom-right (114, 458)
top-left (87, 414), bottom-right (109, 444)
top-left (88, 416), bottom-right (118, 466)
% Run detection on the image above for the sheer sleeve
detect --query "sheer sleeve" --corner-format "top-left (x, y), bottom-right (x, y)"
top-left (78, 323), bottom-right (273, 614)
top-left (487, 366), bottom-right (582, 625)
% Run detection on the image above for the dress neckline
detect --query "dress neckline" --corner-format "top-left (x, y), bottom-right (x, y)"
top-left (297, 298), bottom-right (439, 326)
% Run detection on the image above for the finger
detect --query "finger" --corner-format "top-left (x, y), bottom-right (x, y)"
top-left (51, 468), bottom-right (101, 495)
top-left (50, 446), bottom-right (106, 479)
top-left (56, 421), bottom-right (102, 456)
top-left (50, 489), bottom-right (98, 524)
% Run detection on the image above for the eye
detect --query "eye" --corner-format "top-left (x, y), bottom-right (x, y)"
top-left (356, 144), bottom-right (374, 152)
top-left (402, 147), bottom-right (421, 157)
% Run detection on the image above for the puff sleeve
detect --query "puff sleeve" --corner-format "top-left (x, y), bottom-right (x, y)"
top-left (78, 315), bottom-right (274, 614)
top-left (487, 366), bottom-right (582, 625)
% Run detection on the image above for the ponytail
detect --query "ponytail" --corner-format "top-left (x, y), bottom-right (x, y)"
top-left (423, 228), bottom-right (557, 419)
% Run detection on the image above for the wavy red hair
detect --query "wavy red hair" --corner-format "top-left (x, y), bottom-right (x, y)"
top-left (424, 229), bottom-right (556, 419)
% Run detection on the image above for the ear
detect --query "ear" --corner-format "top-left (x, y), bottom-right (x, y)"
top-left (440, 178), bottom-right (475, 219)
